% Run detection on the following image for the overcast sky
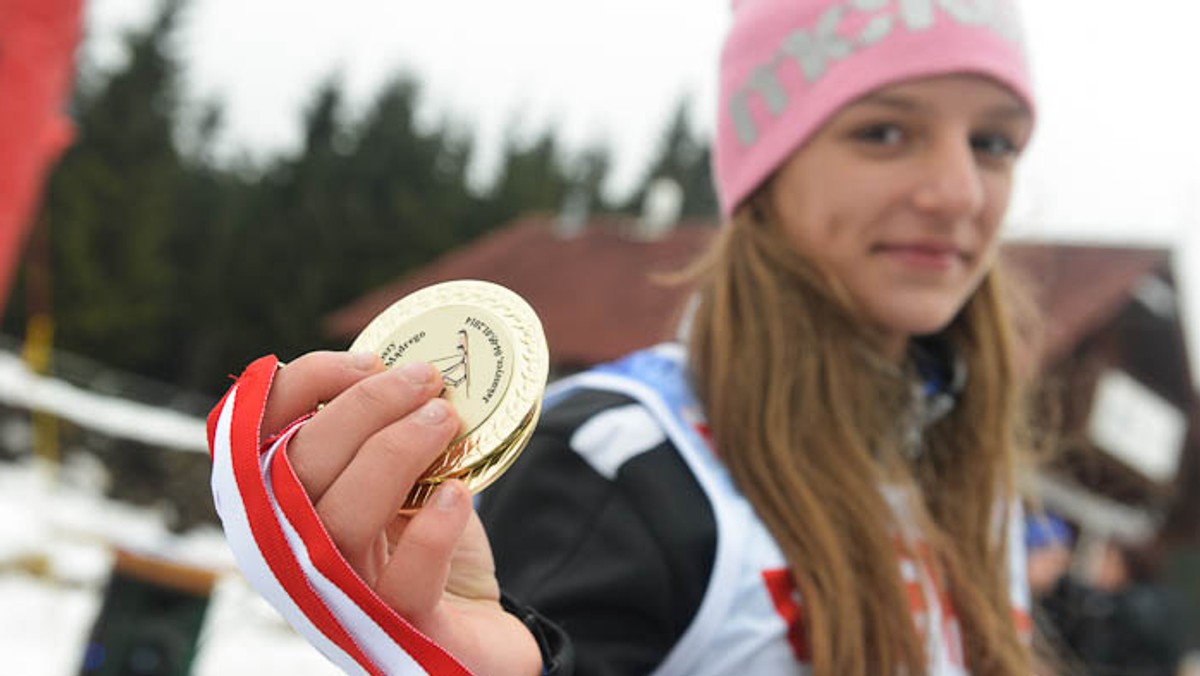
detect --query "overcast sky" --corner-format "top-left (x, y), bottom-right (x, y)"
top-left (86, 0), bottom-right (729, 197)
top-left (85, 0), bottom-right (1200, 370)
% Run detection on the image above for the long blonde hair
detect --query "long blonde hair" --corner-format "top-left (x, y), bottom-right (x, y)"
top-left (684, 201), bottom-right (1037, 675)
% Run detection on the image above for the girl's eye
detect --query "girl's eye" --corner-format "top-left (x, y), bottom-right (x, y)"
top-left (852, 124), bottom-right (905, 146)
top-left (971, 132), bottom-right (1020, 158)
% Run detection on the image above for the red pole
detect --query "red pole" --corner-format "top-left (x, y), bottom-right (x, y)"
top-left (0, 0), bottom-right (83, 317)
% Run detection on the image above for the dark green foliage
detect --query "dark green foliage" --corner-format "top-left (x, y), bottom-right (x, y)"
top-left (7, 0), bottom-right (713, 398)
top-left (38, 0), bottom-right (186, 377)
top-left (623, 97), bottom-right (719, 220)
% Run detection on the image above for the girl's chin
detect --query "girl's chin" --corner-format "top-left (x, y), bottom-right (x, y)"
top-left (875, 311), bottom-right (960, 341)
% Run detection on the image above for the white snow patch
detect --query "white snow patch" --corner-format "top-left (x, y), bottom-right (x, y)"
top-left (0, 460), bottom-right (342, 675)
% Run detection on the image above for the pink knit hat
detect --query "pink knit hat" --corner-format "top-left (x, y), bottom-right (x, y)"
top-left (714, 0), bottom-right (1036, 216)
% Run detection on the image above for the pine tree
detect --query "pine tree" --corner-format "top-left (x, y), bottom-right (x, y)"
top-left (623, 96), bottom-right (718, 221)
top-left (16, 0), bottom-right (628, 397)
top-left (39, 0), bottom-right (188, 375)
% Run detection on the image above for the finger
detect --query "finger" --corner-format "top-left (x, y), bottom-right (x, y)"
top-left (375, 480), bottom-right (473, 620)
top-left (315, 398), bottom-right (460, 569)
top-left (290, 361), bottom-right (445, 500)
top-left (443, 509), bottom-right (499, 601)
top-left (262, 351), bottom-right (383, 436)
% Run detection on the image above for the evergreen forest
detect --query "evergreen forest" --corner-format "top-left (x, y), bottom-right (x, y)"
top-left (4, 0), bottom-right (718, 399)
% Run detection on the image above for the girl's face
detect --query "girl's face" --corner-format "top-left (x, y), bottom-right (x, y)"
top-left (768, 75), bottom-right (1033, 359)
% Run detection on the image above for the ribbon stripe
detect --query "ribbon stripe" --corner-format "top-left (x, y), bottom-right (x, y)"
top-left (208, 356), bottom-right (470, 675)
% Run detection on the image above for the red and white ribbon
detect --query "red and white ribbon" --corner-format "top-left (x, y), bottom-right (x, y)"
top-left (207, 355), bottom-right (472, 676)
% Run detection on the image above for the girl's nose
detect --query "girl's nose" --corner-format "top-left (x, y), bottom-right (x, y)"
top-left (910, 138), bottom-right (985, 221)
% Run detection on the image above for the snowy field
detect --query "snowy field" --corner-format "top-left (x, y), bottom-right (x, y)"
top-left (0, 458), bottom-right (340, 676)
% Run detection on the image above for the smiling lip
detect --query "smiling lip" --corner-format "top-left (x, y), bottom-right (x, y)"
top-left (874, 243), bottom-right (967, 271)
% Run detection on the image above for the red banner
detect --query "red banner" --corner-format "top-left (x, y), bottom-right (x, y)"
top-left (0, 0), bottom-right (83, 316)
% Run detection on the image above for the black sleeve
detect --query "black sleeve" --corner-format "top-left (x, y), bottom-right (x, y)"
top-left (500, 593), bottom-right (575, 676)
top-left (479, 389), bottom-right (717, 676)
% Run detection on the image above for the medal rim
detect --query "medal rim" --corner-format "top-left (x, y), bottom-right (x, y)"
top-left (400, 399), bottom-right (542, 511)
top-left (348, 279), bottom-right (549, 508)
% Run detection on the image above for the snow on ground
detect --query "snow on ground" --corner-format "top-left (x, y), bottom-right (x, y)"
top-left (0, 458), bottom-right (340, 676)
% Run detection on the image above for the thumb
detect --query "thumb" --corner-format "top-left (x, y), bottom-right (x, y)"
top-left (376, 480), bottom-right (475, 618)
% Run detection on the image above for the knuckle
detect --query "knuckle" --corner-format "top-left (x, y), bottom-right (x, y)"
top-left (273, 352), bottom-right (340, 398)
top-left (286, 350), bottom-right (339, 377)
top-left (353, 371), bottom-right (413, 412)
top-left (371, 423), bottom-right (445, 471)
top-left (315, 503), bottom-right (358, 553)
top-left (403, 523), bottom-right (449, 561)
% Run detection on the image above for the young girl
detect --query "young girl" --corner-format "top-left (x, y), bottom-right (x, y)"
top-left (208, 1), bottom-right (1041, 674)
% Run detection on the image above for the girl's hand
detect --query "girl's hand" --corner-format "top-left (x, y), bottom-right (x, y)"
top-left (262, 350), bottom-right (542, 676)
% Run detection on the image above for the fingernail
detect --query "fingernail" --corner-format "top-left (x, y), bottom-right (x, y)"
top-left (433, 482), bottom-right (459, 511)
top-left (417, 398), bottom-right (449, 424)
top-left (398, 361), bottom-right (435, 385)
top-left (349, 351), bottom-right (379, 371)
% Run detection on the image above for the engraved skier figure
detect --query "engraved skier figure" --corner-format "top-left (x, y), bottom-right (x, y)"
top-left (432, 329), bottom-right (470, 398)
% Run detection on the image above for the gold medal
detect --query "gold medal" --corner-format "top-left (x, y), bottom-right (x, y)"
top-left (349, 280), bottom-right (549, 510)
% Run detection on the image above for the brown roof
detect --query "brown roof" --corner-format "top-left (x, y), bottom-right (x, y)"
top-left (324, 215), bottom-right (716, 367)
top-left (327, 216), bottom-right (1174, 370)
top-left (1000, 243), bottom-right (1171, 365)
